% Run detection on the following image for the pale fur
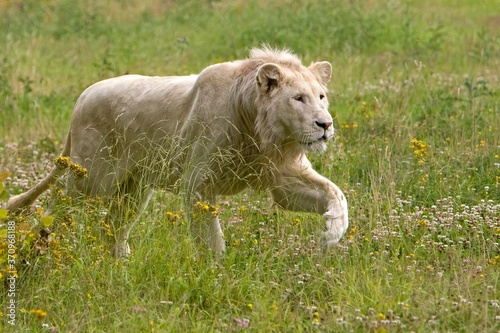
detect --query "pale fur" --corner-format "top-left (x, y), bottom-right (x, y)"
top-left (7, 48), bottom-right (349, 256)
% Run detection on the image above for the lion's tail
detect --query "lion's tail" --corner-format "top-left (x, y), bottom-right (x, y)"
top-left (6, 133), bottom-right (71, 212)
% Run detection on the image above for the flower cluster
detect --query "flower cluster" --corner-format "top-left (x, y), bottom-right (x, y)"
top-left (166, 211), bottom-right (183, 225)
top-left (69, 163), bottom-right (88, 178)
top-left (29, 309), bottom-right (47, 320)
top-left (409, 138), bottom-right (430, 163)
top-left (192, 201), bottom-right (218, 219)
top-left (312, 309), bottom-right (321, 325)
top-left (54, 156), bottom-right (71, 169)
top-left (54, 156), bottom-right (88, 178)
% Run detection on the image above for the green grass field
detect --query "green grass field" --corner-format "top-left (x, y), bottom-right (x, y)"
top-left (1, 0), bottom-right (499, 331)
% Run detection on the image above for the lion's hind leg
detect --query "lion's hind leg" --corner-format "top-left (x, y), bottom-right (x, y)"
top-left (69, 165), bottom-right (153, 258)
top-left (185, 197), bottom-right (225, 256)
top-left (105, 177), bottom-right (154, 258)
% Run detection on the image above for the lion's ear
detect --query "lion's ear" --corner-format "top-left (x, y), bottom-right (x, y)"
top-left (309, 61), bottom-right (332, 86)
top-left (257, 63), bottom-right (282, 93)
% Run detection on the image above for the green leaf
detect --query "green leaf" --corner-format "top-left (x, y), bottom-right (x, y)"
top-left (0, 182), bottom-right (3, 195)
top-left (0, 189), bottom-right (10, 201)
top-left (0, 208), bottom-right (8, 219)
top-left (41, 216), bottom-right (55, 227)
top-left (0, 228), bottom-right (7, 238)
top-left (0, 171), bottom-right (10, 182)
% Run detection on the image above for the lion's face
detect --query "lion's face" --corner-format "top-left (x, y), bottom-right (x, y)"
top-left (256, 61), bottom-right (334, 153)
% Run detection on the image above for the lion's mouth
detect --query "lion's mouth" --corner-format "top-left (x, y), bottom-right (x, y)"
top-left (301, 140), bottom-right (319, 147)
top-left (300, 135), bottom-right (329, 147)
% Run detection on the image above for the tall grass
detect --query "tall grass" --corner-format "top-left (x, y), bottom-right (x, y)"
top-left (1, 0), bottom-right (499, 332)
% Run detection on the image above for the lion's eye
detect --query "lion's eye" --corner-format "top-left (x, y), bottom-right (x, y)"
top-left (294, 95), bottom-right (305, 103)
top-left (319, 94), bottom-right (325, 100)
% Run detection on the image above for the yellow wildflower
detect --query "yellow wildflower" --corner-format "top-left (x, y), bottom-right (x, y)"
top-left (312, 310), bottom-right (320, 324)
top-left (349, 226), bottom-right (358, 239)
top-left (29, 309), bottom-right (47, 320)
top-left (69, 162), bottom-right (88, 178)
top-left (409, 138), bottom-right (429, 163)
top-left (54, 156), bottom-right (88, 178)
top-left (54, 156), bottom-right (71, 169)
top-left (193, 201), bottom-right (218, 218)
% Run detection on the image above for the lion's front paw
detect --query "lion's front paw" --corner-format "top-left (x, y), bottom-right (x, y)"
top-left (210, 218), bottom-right (226, 256)
top-left (320, 228), bottom-right (345, 248)
top-left (320, 201), bottom-right (349, 249)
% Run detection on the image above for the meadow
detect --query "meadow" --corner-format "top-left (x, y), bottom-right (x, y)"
top-left (0, 0), bottom-right (499, 331)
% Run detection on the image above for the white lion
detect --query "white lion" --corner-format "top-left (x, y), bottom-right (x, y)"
top-left (7, 47), bottom-right (348, 257)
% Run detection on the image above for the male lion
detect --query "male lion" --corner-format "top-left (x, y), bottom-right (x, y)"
top-left (7, 47), bottom-right (348, 257)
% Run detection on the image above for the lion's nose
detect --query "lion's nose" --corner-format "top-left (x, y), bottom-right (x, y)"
top-left (315, 121), bottom-right (333, 130)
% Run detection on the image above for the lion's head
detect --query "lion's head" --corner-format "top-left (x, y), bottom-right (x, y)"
top-left (249, 48), bottom-right (333, 156)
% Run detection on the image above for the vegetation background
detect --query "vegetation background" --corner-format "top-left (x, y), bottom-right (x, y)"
top-left (0, 0), bottom-right (499, 331)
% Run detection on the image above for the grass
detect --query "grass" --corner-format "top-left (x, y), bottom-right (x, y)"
top-left (1, 0), bottom-right (499, 331)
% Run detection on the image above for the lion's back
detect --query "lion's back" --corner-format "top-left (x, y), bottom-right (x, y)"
top-left (70, 74), bottom-right (199, 139)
